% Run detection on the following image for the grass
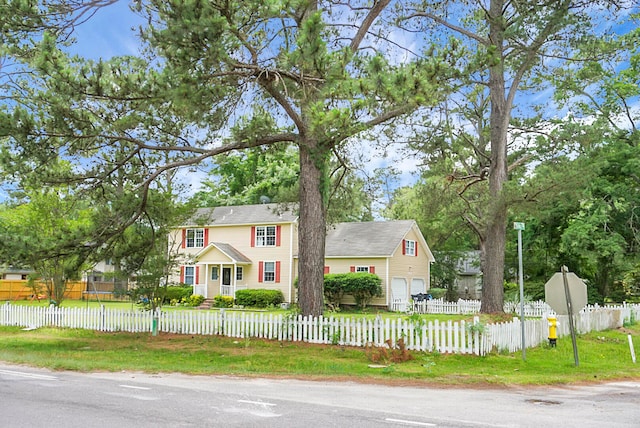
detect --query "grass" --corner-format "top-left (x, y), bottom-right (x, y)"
top-left (1, 322), bottom-right (639, 386)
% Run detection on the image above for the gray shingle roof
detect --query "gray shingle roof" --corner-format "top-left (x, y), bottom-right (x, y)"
top-left (325, 220), bottom-right (417, 257)
top-left (185, 203), bottom-right (298, 226)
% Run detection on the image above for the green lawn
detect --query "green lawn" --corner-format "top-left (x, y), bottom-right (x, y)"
top-left (1, 321), bottom-right (639, 386)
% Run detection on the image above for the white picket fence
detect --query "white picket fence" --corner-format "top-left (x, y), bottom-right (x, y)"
top-left (408, 298), bottom-right (482, 314)
top-left (405, 298), bottom-right (640, 319)
top-left (403, 298), bottom-right (553, 316)
top-left (1, 302), bottom-right (637, 356)
top-left (481, 307), bottom-right (637, 354)
top-left (0, 304), bottom-right (482, 354)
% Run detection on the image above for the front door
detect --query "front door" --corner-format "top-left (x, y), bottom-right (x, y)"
top-left (222, 267), bottom-right (232, 296)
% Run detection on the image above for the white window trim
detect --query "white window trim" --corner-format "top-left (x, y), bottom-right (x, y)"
top-left (355, 266), bottom-right (370, 273)
top-left (263, 261), bottom-right (276, 282)
top-left (236, 266), bottom-right (243, 281)
top-left (211, 266), bottom-right (219, 281)
top-left (186, 228), bottom-right (205, 248)
top-left (184, 266), bottom-right (195, 285)
top-left (256, 225), bottom-right (277, 247)
top-left (405, 240), bottom-right (416, 256)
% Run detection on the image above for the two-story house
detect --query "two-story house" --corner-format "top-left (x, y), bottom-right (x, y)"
top-left (169, 203), bottom-right (434, 309)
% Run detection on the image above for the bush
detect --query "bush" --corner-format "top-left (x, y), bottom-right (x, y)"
top-left (323, 274), bottom-right (345, 310)
top-left (318, 273), bottom-right (383, 310)
top-left (164, 285), bottom-right (193, 304)
top-left (344, 273), bottom-right (382, 309)
top-left (187, 294), bottom-right (205, 307)
top-left (213, 295), bottom-right (234, 308)
top-left (235, 289), bottom-right (284, 308)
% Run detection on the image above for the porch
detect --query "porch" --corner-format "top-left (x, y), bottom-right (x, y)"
top-left (193, 283), bottom-right (248, 299)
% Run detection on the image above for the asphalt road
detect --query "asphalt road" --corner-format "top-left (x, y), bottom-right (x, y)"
top-left (0, 362), bottom-right (638, 427)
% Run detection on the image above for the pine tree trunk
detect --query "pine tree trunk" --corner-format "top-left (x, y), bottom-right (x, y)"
top-left (297, 141), bottom-right (326, 317)
top-left (481, 204), bottom-right (507, 313)
top-left (481, 0), bottom-right (508, 313)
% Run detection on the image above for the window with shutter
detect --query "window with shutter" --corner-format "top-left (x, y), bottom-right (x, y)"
top-left (261, 261), bottom-right (277, 282)
top-left (254, 225), bottom-right (280, 247)
top-left (404, 239), bottom-right (416, 256)
top-left (182, 266), bottom-right (195, 285)
top-left (184, 229), bottom-right (205, 248)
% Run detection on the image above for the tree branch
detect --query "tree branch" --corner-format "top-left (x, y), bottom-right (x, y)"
top-left (402, 11), bottom-right (490, 46)
top-left (349, 0), bottom-right (391, 52)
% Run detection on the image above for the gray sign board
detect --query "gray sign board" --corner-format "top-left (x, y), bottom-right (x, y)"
top-left (544, 271), bottom-right (588, 315)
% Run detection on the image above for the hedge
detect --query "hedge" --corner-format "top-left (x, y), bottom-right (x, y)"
top-left (235, 289), bottom-right (284, 308)
top-left (163, 285), bottom-right (193, 304)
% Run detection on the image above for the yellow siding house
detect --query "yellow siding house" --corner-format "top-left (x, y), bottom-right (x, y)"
top-left (169, 204), bottom-right (434, 309)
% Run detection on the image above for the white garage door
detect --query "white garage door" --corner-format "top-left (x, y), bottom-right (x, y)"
top-left (391, 278), bottom-right (408, 311)
top-left (410, 278), bottom-right (426, 295)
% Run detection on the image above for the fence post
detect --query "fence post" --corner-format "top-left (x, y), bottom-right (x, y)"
top-left (473, 316), bottom-right (481, 356)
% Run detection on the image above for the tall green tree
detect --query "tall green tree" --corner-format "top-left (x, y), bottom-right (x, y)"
top-left (400, 0), bottom-right (629, 312)
top-left (0, 173), bottom-right (92, 306)
top-left (139, 0), bottom-right (459, 316)
top-left (539, 14), bottom-right (640, 300)
top-left (1, 1), bottom-right (459, 316)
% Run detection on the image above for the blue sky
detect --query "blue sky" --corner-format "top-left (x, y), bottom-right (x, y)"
top-left (70, 2), bottom-right (144, 59)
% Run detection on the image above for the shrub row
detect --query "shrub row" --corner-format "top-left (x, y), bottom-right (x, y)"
top-left (235, 289), bottom-right (284, 308)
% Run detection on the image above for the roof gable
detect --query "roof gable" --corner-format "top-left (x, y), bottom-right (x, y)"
top-left (195, 242), bottom-right (252, 264)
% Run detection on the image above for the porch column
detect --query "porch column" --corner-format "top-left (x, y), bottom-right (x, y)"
top-left (232, 263), bottom-right (237, 298)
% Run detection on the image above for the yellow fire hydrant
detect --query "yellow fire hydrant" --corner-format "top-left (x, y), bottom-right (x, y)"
top-left (548, 315), bottom-right (558, 347)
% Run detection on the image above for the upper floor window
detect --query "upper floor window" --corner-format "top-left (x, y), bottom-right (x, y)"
top-left (255, 225), bottom-right (277, 247)
top-left (185, 228), bottom-right (205, 248)
top-left (356, 266), bottom-right (370, 273)
top-left (404, 239), bottom-right (416, 256)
